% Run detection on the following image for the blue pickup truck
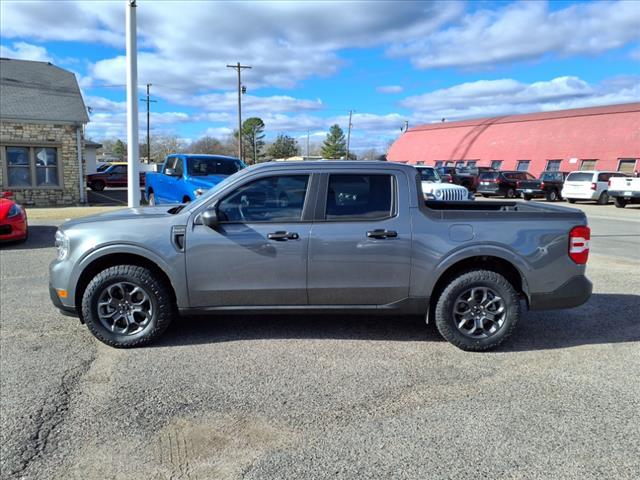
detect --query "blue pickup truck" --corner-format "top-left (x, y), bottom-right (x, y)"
top-left (145, 154), bottom-right (245, 205)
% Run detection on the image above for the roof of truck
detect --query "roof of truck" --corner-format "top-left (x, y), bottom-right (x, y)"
top-left (250, 160), bottom-right (413, 171)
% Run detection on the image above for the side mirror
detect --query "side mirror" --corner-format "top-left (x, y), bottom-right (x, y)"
top-left (201, 207), bottom-right (219, 229)
top-left (165, 167), bottom-right (178, 177)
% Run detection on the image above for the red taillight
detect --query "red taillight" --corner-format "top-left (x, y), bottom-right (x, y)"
top-left (569, 226), bottom-right (590, 264)
top-left (540, 182), bottom-right (545, 189)
top-left (607, 180), bottom-right (611, 187)
top-left (590, 182), bottom-right (597, 190)
top-left (516, 181), bottom-right (521, 188)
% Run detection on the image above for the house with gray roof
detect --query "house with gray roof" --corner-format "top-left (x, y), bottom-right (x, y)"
top-left (1, 58), bottom-right (89, 206)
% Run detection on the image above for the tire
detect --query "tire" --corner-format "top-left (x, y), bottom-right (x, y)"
top-left (505, 188), bottom-right (516, 199)
top-left (567, 199), bottom-right (576, 204)
top-left (90, 180), bottom-right (105, 192)
top-left (182, 196), bottom-right (191, 203)
top-left (148, 191), bottom-right (156, 206)
top-left (596, 191), bottom-right (609, 205)
top-left (523, 195), bottom-right (532, 201)
top-left (614, 197), bottom-right (627, 208)
top-left (546, 190), bottom-right (559, 202)
top-left (81, 265), bottom-right (175, 348)
top-left (434, 270), bottom-right (520, 352)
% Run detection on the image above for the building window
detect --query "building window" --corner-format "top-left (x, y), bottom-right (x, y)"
top-left (516, 160), bottom-right (530, 171)
top-left (434, 161), bottom-right (443, 168)
top-left (546, 160), bottom-right (562, 171)
top-left (490, 160), bottom-right (503, 170)
top-left (455, 160), bottom-right (465, 167)
top-left (580, 159), bottom-right (597, 170)
top-left (618, 158), bottom-right (637, 174)
top-left (445, 161), bottom-right (454, 166)
top-left (3, 146), bottom-right (60, 188)
top-left (416, 161), bottom-right (425, 165)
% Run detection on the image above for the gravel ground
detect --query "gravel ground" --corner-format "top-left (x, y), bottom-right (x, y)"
top-left (1, 207), bottom-right (639, 480)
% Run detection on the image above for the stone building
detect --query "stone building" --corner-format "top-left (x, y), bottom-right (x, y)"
top-left (0, 58), bottom-right (89, 206)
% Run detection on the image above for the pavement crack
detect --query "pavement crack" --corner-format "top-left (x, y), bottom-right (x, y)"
top-left (7, 355), bottom-right (95, 479)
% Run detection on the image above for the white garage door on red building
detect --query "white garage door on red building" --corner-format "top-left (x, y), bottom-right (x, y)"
top-left (387, 103), bottom-right (640, 177)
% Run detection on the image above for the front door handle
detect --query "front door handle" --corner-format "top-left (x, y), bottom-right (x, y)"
top-left (267, 231), bottom-right (299, 241)
top-left (366, 229), bottom-right (398, 239)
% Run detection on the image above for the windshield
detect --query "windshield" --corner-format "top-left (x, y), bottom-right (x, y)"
top-left (566, 172), bottom-right (594, 182)
top-left (540, 172), bottom-right (563, 181)
top-left (479, 172), bottom-right (499, 180)
top-left (417, 167), bottom-right (440, 182)
top-left (187, 157), bottom-right (243, 176)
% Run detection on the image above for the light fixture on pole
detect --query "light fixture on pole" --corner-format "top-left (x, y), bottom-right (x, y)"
top-left (227, 62), bottom-right (252, 161)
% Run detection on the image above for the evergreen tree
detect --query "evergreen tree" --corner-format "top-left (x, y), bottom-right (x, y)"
top-left (267, 134), bottom-right (299, 159)
top-left (321, 124), bottom-right (347, 159)
top-left (112, 139), bottom-right (127, 160)
top-left (240, 117), bottom-right (265, 164)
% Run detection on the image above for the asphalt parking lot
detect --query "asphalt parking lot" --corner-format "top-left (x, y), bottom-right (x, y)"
top-left (1, 201), bottom-right (639, 480)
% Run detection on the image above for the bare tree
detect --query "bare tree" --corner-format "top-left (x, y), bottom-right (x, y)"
top-left (150, 134), bottom-right (187, 165)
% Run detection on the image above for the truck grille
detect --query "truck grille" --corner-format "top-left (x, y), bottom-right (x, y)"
top-left (441, 189), bottom-right (467, 201)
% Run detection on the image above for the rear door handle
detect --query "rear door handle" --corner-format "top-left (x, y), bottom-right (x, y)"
top-left (267, 231), bottom-right (299, 241)
top-left (366, 229), bottom-right (398, 239)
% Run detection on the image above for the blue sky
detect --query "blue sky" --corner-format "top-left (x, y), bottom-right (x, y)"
top-left (1, 0), bottom-right (639, 152)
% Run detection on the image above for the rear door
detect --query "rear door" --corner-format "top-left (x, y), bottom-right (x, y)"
top-left (107, 165), bottom-right (127, 187)
top-left (307, 170), bottom-right (412, 305)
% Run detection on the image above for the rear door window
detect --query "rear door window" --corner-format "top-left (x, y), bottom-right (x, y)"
top-left (325, 174), bottom-right (393, 220)
top-left (566, 172), bottom-right (594, 182)
top-left (479, 172), bottom-right (499, 180)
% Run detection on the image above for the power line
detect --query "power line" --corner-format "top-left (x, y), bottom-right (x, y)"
top-left (226, 62), bottom-right (252, 161)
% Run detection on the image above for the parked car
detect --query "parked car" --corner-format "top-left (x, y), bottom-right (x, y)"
top-left (416, 166), bottom-right (474, 201)
top-left (608, 175), bottom-right (640, 208)
top-left (477, 171), bottom-right (535, 198)
top-left (517, 171), bottom-right (569, 201)
top-left (0, 191), bottom-right (28, 243)
top-left (87, 164), bottom-right (146, 191)
top-left (436, 166), bottom-right (476, 190)
top-left (50, 161), bottom-right (592, 352)
top-left (145, 154), bottom-right (245, 205)
top-left (96, 161), bottom-right (126, 173)
top-left (561, 170), bottom-right (628, 204)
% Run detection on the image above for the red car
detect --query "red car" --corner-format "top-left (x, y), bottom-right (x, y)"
top-left (86, 164), bottom-right (146, 191)
top-left (0, 192), bottom-right (28, 243)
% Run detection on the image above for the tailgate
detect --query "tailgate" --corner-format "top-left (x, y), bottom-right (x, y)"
top-left (518, 180), bottom-right (541, 190)
top-left (610, 177), bottom-right (640, 192)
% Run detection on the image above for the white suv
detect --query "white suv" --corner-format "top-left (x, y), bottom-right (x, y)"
top-left (562, 170), bottom-right (628, 205)
top-left (415, 166), bottom-right (474, 201)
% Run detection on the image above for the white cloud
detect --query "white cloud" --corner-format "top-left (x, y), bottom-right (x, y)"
top-left (376, 85), bottom-right (403, 94)
top-left (388, 0), bottom-right (640, 69)
top-left (400, 75), bottom-right (640, 121)
top-left (0, 41), bottom-right (52, 62)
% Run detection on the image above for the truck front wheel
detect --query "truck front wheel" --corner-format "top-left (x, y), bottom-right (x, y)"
top-left (81, 265), bottom-right (175, 348)
top-left (434, 270), bottom-right (520, 351)
top-left (614, 197), bottom-right (627, 208)
top-left (147, 191), bottom-right (156, 206)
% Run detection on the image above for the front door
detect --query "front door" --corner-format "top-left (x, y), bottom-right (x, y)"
top-left (307, 172), bottom-right (412, 305)
top-left (186, 173), bottom-right (312, 307)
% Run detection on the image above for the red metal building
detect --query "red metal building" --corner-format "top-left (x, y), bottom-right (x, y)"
top-left (387, 103), bottom-right (640, 177)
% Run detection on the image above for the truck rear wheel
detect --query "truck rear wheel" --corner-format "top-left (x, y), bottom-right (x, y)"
top-left (90, 180), bottom-right (105, 191)
top-left (81, 265), bottom-right (175, 348)
top-left (546, 190), bottom-right (559, 202)
top-left (596, 191), bottom-right (609, 205)
top-left (434, 270), bottom-right (520, 351)
top-left (614, 197), bottom-right (627, 208)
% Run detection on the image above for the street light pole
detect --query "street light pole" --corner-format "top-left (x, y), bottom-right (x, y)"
top-left (346, 109), bottom-right (353, 160)
top-left (227, 62), bottom-right (251, 161)
top-left (125, 0), bottom-right (140, 207)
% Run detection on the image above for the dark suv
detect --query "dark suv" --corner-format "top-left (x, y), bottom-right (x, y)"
top-left (477, 171), bottom-right (536, 198)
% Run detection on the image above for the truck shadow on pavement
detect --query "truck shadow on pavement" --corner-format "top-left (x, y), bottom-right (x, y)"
top-left (154, 293), bottom-right (639, 352)
top-left (0, 225), bottom-right (57, 250)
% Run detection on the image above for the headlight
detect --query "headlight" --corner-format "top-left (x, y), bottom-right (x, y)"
top-left (7, 204), bottom-right (21, 218)
top-left (435, 190), bottom-right (443, 198)
top-left (467, 190), bottom-right (475, 200)
top-left (55, 230), bottom-right (70, 260)
top-left (194, 188), bottom-right (204, 197)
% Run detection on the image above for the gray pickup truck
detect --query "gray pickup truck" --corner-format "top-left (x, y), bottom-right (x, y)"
top-left (50, 162), bottom-right (592, 351)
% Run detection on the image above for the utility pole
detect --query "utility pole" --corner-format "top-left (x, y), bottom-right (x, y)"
top-left (306, 129), bottom-right (310, 158)
top-left (252, 125), bottom-right (258, 165)
top-left (226, 62), bottom-right (251, 161)
top-left (346, 110), bottom-right (353, 160)
top-left (125, 0), bottom-right (140, 207)
top-left (140, 83), bottom-right (156, 163)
